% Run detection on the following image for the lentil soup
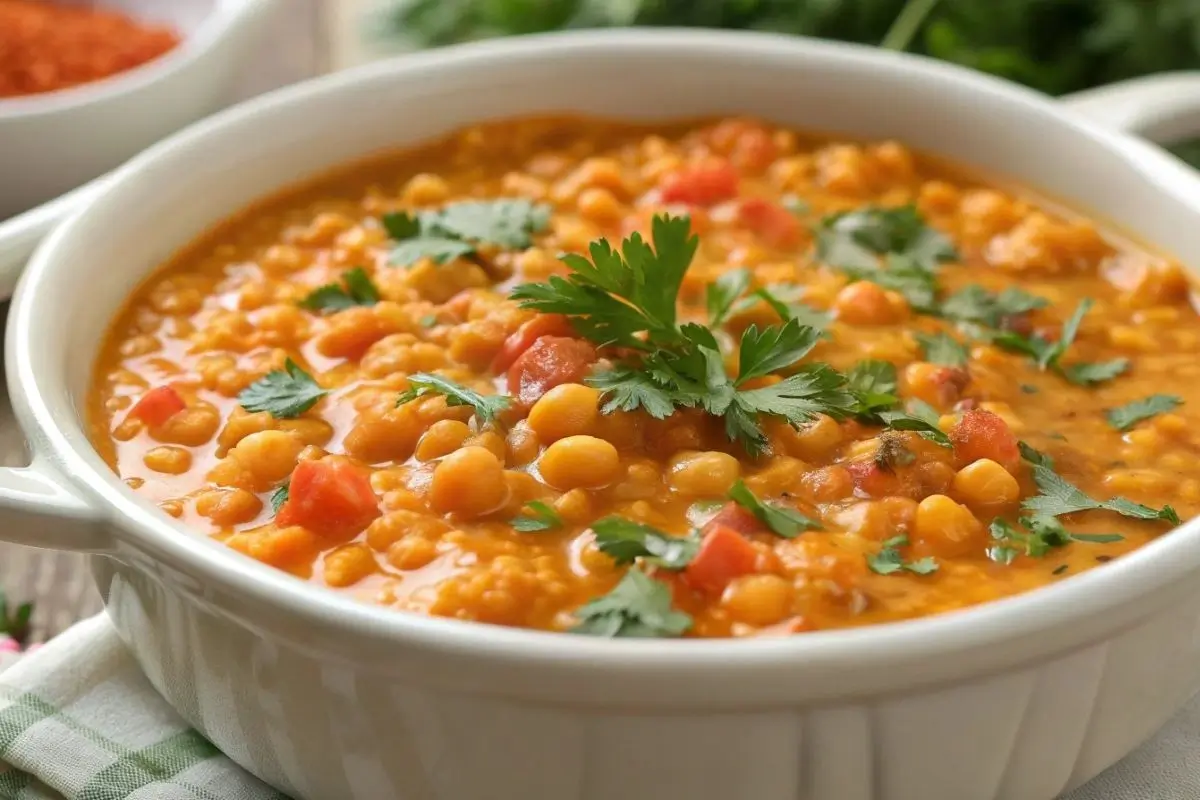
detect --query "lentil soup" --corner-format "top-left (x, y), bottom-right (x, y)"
top-left (88, 117), bottom-right (1198, 639)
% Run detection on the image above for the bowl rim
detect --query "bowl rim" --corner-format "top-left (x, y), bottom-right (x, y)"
top-left (14, 28), bottom-right (1200, 701)
top-left (0, 0), bottom-right (252, 118)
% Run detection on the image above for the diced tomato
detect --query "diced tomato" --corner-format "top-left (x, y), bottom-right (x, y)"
top-left (846, 460), bottom-right (903, 498)
top-left (507, 336), bottom-right (596, 407)
top-left (684, 523), bottom-right (759, 594)
top-left (708, 119), bottom-right (779, 172)
top-left (704, 502), bottom-right (762, 536)
top-left (951, 409), bottom-right (1020, 472)
top-left (737, 197), bottom-right (802, 249)
top-left (276, 459), bottom-right (380, 540)
top-left (491, 314), bottom-right (575, 373)
top-left (660, 161), bottom-right (739, 206)
top-left (128, 386), bottom-right (185, 428)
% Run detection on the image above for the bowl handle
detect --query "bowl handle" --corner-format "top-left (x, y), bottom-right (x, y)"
top-left (1060, 72), bottom-right (1200, 142)
top-left (0, 456), bottom-right (111, 553)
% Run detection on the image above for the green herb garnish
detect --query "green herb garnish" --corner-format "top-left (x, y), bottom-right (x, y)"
top-left (914, 331), bottom-right (969, 366)
top-left (728, 479), bottom-right (821, 538)
top-left (238, 359), bottom-right (328, 419)
top-left (571, 567), bottom-right (693, 638)
top-left (940, 285), bottom-right (1047, 328)
top-left (877, 399), bottom-right (951, 447)
top-left (815, 205), bottom-right (957, 273)
top-left (269, 481), bottom-right (290, 515)
top-left (591, 517), bottom-right (700, 569)
top-left (988, 516), bottom-right (1124, 564)
top-left (511, 500), bottom-right (563, 532)
top-left (1061, 359), bottom-right (1130, 386)
top-left (866, 534), bottom-right (939, 575)
top-left (395, 373), bottom-right (510, 425)
top-left (706, 267), bottom-right (752, 328)
top-left (1022, 463), bottom-right (1179, 523)
top-left (1105, 394), bottom-right (1183, 431)
top-left (385, 198), bottom-right (551, 267)
top-left (298, 267), bottom-right (381, 313)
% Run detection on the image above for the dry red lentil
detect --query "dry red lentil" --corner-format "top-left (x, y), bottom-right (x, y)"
top-left (87, 117), bottom-right (1200, 639)
top-left (0, 0), bottom-right (179, 99)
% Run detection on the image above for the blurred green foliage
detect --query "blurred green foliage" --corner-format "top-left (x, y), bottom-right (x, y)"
top-left (379, 0), bottom-right (1200, 164)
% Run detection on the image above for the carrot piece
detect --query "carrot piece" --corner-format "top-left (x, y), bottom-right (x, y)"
top-left (276, 459), bottom-right (380, 541)
top-left (685, 523), bottom-right (759, 594)
top-left (660, 161), bottom-right (739, 206)
top-left (951, 409), bottom-right (1020, 471)
top-left (491, 314), bottom-right (575, 373)
top-left (128, 386), bottom-right (185, 428)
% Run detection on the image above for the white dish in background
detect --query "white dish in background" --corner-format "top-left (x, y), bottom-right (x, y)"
top-left (0, 0), bottom-right (282, 299)
top-left (5, 30), bottom-right (1200, 800)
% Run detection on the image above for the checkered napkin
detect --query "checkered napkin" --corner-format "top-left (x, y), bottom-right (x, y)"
top-left (0, 613), bottom-right (1197, 800)
top-left (0, 615), bottom-right (284, 800)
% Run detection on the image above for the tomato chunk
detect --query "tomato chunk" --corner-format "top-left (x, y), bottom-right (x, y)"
top-left (128, 386), bottom-right (185, 428)
top-left (507, 336), bottom-right (596, 407)
top-left (660, 161), bottom-right (739, 206)
top-left (685, 523), bottom-right (759, 594)
top-left (705, 502), bottom-right (762, 536)
top-left (951, 409), bottom-right (1020, 472)
top-left (737, 197), bottom-right (801, 249)
top-left (491, 314), bottom-right (575, 373)
top-left (276, 459), bottom-right (380, 540)
top-left (709, 119), bottom-right (779, 172)
top-left (847, 460), bottom-right (903, 498)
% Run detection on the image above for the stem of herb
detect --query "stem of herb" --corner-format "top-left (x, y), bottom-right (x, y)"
top-left (879, 0), bottom-right (943, 52)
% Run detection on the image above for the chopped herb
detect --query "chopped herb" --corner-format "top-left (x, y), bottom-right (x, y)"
top-left (728, 479), bottom-right (821, 538)
top-left (839, 254), bottom-right (940, 313)
top-left (517, 215), bottom-right (859, 455)
top-left (511, 500), bottom-right (563, 532)
top-left (1020, 384), bottom-right (1039, 394)
top-left (845, 359), bottom-right (901, 417)
top-left (1105, 394), bottom-right (1183, 431)
top-left (1018, 441), bottom-right (1054, 468)
top-left (269, 481), bottom-right (290, 515)
top-left (815, 205), bottom-right (957, 273)
top-left (915, 331), bottom-right (969, 366)
top-left (395, 373), bottom-right (510, 425)
top-left (591, 517), bottom-right (700, 569)
top-left (419, 314), bottom-right (438, 328)
top-left (877, 399), bottom-right (951, 447)
top-left (1022, 463), bottom-right (1179, 523)
top-left (940, 285), bottom-right (1047, 328)
top-left (571, 567), bottom-right (693, 638)
top-left (754, 285), bottom-right (832, 334)
top-left (238, 359), bottom-right (328, 419)
top-left (385, 199), bottom-right (551, 267)
top-left (706, 267), bottom-right (752, 327)
top-left (298, 267), bottom-right (381, 313)
top-left (1061, 358), bottom-right (1129, 386)
top-left (866, 534), bottom-right (939, 575)
top-left (988, 516), bottom-right (1125, 564)
top-left (1052, 564), bottom-right (1069, 575)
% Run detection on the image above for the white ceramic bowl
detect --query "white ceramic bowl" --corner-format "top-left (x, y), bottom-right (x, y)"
top-left (0, 0), bottom-right (282, 296)
top-left (5, 30), bottom-right (1200, 800)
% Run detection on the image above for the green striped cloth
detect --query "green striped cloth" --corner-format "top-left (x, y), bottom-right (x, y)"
top-left (0, 615), bottom-right (287, 800)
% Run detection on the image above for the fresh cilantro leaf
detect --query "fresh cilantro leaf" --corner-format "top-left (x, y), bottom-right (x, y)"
top-left (840, 254), bottom-right (940, 313)
top-left (1018, 441), bottom-right (1054, 468)
top-left (846, 360), bottom-right (899, 403)
top-left (866, 534), bottom-right (939, 575)
top-left (1037, 298), bottom-right (1091, 369)
top-left (1061, 359), bottom-right (1129, 386)
top-left (587, 367), bottom-right (678, 419)
top-left (728, 479), bottom-right (821, 538)
top-left (512, 214), bottom-right (698, 350)
top-left (877, 399), bottom-right (950, 447)
top-left (390, 237), bottom-right (475, 267)
top-left (1022, 463), bottom-right (1179, 523)
top-left (816, 205), bottom-right (956, 272)
top-left (238, 359), bottom-right (327, 419)
top-left (1105, 394), bottom-right (1182, 431)
top-left (940, 285), bottom-right (1048, 327)
top-left (736, 319), bottom-right (823, 383)
top-left (511, 500), bottom-right (563, 532)
top-left (269, 481), bottom-right (289, 515)
top-left (915, 331), bottom-right (969, 366)
top-left (571, 567), bottom-right (693, 638)
top-left (707, 267), bottom-right (752, 327)
top-left (395, 373), bottom-right (510, 425)
top-left (1020, 384), bottom-right (1039, 394)
top-left (988, 515), bottom-right (1125, 564)
top-left (386, 199), bottom-right (551, 267)
top-left (591, 517), bottom-right (700, 569)
top-left (732, 364), bottom-right (859, 455)
top-left (298, 267), bottom-right (381, 313)
top-left (754, 286), bottom-right (832, 334)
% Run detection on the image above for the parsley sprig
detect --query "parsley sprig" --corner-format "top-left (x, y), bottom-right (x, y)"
top-left (384, 198), bottom-right (550, 267)
top-left (395, 373), bottom-right (510, 426)
top-left (728, 480), bottom-right (821, 538)
top-left (988, 516), bottom-right (1123, 564)
top-left (511, 500), bottom-right (563, 532)
top-left (866, 535), bottom-right (939, 575)
top-left (571, 567), bottom-right (692, 638)
top-left (513, 215), bottom-right (858, 455)
top-left (298, 267), bottom-right (380, 313)
top-left (1105, 394), bottom-right (1182, 431)
top-left (815, 205), bottom-right (957, 273)
top-left (591, 517), bottom-right (699, 569)
top-left (914, 331), bottom-right (968, 366)
top-left (238, 359), bottom-right (327, 419)
top-left (1022, 461), bottom-right (1179, 523)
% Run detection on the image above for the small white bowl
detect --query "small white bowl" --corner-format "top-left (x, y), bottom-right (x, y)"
top-left (0, 0), bottom-right (281, 296)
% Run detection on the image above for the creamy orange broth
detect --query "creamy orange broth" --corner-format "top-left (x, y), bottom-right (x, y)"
top-left (87, 117), bottom-right (1200, 638)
